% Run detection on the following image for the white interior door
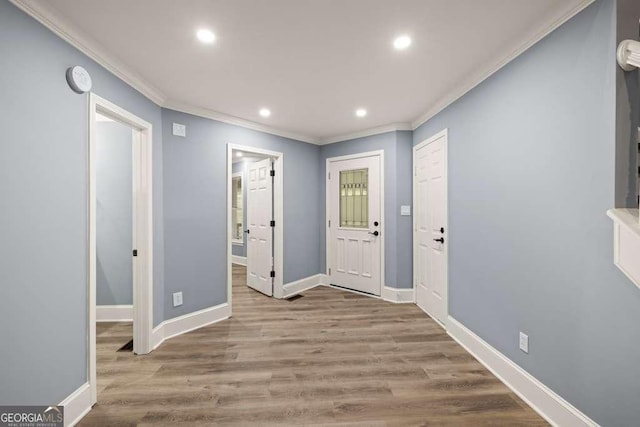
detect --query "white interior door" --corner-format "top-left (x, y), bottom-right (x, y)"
top-left (415, 132), bottom-right (448, 324)
top-left (246, 158), bottom-right (273, 296)
top-left (328, 154), bottom-right (382, 295)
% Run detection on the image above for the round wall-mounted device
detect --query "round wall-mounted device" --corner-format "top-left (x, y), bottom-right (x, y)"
top-left (66, 66), bottom-right (92, 94)
top-left (617, 39), bottom-right (640, 71)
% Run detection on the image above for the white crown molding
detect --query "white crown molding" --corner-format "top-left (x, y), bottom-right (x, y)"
top-left (297, 0), bottom-right (593, 146)
top-left (320, 123), bottom-right (413, 145)
top-left (410, 0), bottom-right (595, 130)
top-left (9, 0), bottom-right (167, 105)
top-left (163, 100), bottom-right (320, 144)
top-left (11, 0), bottom-right (595, 146)
top-left (9, 0), bottom-right (323, 144)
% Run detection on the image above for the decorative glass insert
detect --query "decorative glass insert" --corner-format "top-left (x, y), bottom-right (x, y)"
top-left (340, 168), bottom-right (368, 228)
top-left (232, 175), bottom-right (243, 242)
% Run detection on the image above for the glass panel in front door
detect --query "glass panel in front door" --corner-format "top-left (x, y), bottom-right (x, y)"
top-left (340, 168), bottom-right (368, 228)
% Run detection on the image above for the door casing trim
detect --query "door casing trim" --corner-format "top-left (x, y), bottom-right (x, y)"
top-left (227, 144), bottom-right (284, 307)
top-left (88, 92), bottom-right (154, 405)
top-left (413, 128), bottom-right (449, 327)
top-left (325, 150), bottom-right (385, 296)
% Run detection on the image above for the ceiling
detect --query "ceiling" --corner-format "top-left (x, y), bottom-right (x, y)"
top-left (20, 0), bottom-right (591, 144)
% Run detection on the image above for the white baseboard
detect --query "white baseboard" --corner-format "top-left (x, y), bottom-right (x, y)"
top-left (96, 305), bottom-right (133, 322)
top-left (282, 273), bottom-right (324, 298)
top-left (381, 286), bottom-right (415, 303)
top-left (151, 303), bottom-right (231, 350)
top-left (59, 382), bottom-right (92, 427)
top-left (62, 305), bottom-right (231, 424)
top-left (231, 255), bottom-right (246, 266)
top-left (321, 283), bottom-right (381, 298)
top-left (447, 317), bottom-right (598, 427)
top-left (322, 280), bottom-right (413, 303)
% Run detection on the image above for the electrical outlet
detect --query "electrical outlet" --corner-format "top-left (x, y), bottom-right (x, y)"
top-left (173, 292), bottom-right (183, 307)
top-left (519, 332), bottom-right (529, 353)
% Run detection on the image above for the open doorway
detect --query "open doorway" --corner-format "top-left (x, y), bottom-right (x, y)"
top-left (88, 94), bottom-right (153, 405)
top-left (227, 144), bottom-right (284, 309)
top-left (94, 110), bottom-right (135, 368)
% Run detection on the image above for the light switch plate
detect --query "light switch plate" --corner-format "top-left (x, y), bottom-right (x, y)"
top-left (172, 123), bottom-right (186, 137)
top-left (519, 332), bottom-right (529, 353)
top-left (400, 205), bottom-right (411, 216)
top-left (173, 292), bottom-right (183, 307)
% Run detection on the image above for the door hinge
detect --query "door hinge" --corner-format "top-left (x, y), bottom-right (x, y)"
top-left (270, 170), bottom-right (275, 177)
top-left (328, 220), bottom-right (331, 228)
top-left (270, 220), bottom-right (275, 227)
top-left (132, 249), bottom-right (138, 257)
top-left (414, 166), bottom-right (417, 177)
top-left (270, 270), bottom-right (276, 278)
top-left (328, 267), bottom-right (332, 275)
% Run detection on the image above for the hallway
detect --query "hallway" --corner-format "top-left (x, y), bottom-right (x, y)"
top-left (83, 265), bottom-right (545, 425)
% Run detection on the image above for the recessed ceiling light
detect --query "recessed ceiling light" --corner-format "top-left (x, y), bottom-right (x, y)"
top-left (196, 28), bottom-right (216, 44)
top-left (259, 108), bottom-right (271, 118)
top-left (355, 109), bottom-right (367, 118)
top-left (393, 35), bottom-right (412, 50)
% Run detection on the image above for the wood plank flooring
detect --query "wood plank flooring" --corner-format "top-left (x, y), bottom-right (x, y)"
top-left (82, 265), bottom-right (546, 426)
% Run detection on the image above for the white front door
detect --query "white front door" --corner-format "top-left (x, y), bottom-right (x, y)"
top-left (414, 131), bottom-right (448, 325)
top-left (246, 158), bottom-right (273, 296)
top-left (327, 153), bottom-right (382, 295)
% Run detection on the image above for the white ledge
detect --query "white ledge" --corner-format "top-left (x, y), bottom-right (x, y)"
top-left (607, 208), bottom-right (640, 236)
top-left (607, 208), bottom-right (640, 289)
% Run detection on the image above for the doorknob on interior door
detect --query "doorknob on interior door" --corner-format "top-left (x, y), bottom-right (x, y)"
top-left (244, 229), bottom-right (250, 234)
top-left (434, 237), bottom-right (444, 243)
top-left (369, 231), bottom-right (379, 236)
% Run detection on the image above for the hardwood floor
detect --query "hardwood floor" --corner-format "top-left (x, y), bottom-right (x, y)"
top-left (82, 265), bottom-right (546, 426)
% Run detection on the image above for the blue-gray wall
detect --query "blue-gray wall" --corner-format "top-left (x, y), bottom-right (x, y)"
top-left (395, 131), bottom-right (414, 289)
top-left (319, 131), bottom-right (413, 289)
top-left (3, 0), bottom-right (639, 423)
top-left (413, 1), bottom-right (640, 424)
top-left (162, 109), bottom-right (322, 319)
top-left (231, 161), bottom-right (247, 258)
top-left (0, 0), bottom-right (165, 405)
top-left (96, 120), bottom-right (133, 306)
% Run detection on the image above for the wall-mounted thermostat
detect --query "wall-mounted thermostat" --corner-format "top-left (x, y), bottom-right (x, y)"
top-left (66, 66), bottom-right (92, 94)
top-left (172, 123), bottom-right (186, 137)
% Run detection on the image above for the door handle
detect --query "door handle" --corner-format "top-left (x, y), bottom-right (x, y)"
top-left (369, 231), bottom-right (379, 236)
top-left (434, 237), bottom-right (444, 243)
top-left (244, 229), bottom-right (250, 234)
